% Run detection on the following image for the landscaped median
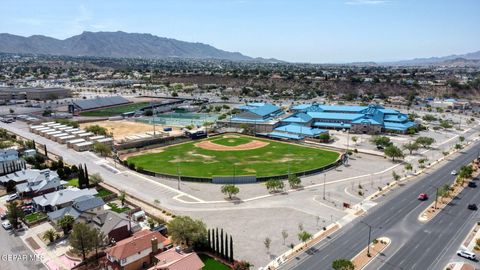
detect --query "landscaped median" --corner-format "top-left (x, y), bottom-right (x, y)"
top-left (267, 223), bottom-right (340, 268)
top-left (351, 237), bottom-right (391, 270)
top-left (419, 162), bottom-right (479, 223)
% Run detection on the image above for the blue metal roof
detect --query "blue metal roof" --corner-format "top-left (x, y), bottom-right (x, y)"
top-left (230, 117), bottom-right (273, 123)
top-left (351, 117), bottom-right (382, 125)
top-left (282, 113), bottom-right (312, 123)
top-left (383, 114), bottom-right (409, 122)
top-left (383, 121), bottom-right (416, 131)
top-left (317, 105), bottom-right (367, 113)
top-left (274, 124), bottom-right (327, 136)
top-left (307, 112), bottom-right (363, 121)
top-left (313, 122), bottom-right (352, 128)
top-left (240, 103), bottom-right (281, 117)
top-left (268, 132), bottom-right (304, 140)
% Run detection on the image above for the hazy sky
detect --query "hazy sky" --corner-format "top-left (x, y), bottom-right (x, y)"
top-left (1, 0), bottom-right (479, 63)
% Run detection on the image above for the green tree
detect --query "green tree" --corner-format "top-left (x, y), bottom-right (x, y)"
top-left (319, 133), bottom-right (330, 143)
top-left (167, 216), bottom-right (207, 247)
top-left (85, 125), bottom-right (108, 136)
top-left (265, 179), bottom-right (284, 193)
top-left (402, 142), bottom-right (420, 155)
top-left (288, 174), bottom-right (301, 188)
top-left (58, 214), bottom-right (75, 234)
top-left (43, 229), bottom-right (58, 244)
top-left (415, 136), bottom-right (435, 148)
top-left (93, 142), bottom-right (112, 157)
top-left (221, 184), bottom-right (240, 199)
top-left (371, 136), bottom-right (391, 147)
top-left (459, 136), bottom-right (465, 143)
top-left (69, 223), bottom-right (95, 261)
top-left (119, 190), bottom-right (126, 206)
top-left (384, 145), bottom-right (405, 161)
top-left (298, 231), bottom-right (313, 246)
top-left (7, 201), bottom-right (24, 229)
top-left (332, 259), bottom-right (355, 270)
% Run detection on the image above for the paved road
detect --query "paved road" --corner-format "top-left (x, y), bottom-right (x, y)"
top-left (0, 226), bottom-right (46, 270)
top-left (282, 141), bottom-right (480, 270)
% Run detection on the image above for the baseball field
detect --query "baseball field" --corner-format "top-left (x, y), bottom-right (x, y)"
top-left (80, 102), bottom-right (151, 117)
top-left (126, 134), bottom-right (340, 178)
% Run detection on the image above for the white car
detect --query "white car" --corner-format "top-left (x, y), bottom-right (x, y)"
top-left (457, 249), bottom-right (476, 260)
top-left (1, 221), bottom-right (12, 230)
top-left (451, 170), bottom-right (457, 175)
top-left (6, 193), bottom-right (18, 202)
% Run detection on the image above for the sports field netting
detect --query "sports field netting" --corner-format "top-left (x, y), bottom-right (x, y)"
top-left (135, 112), bottom-right (219, 127)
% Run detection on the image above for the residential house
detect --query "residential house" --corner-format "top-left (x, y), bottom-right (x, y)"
top-left (0, 168), bottom-right (52, 191)
top-left (105, 229), bottom-right (171, 270)
top-left (0, 149), bottom-right (22, 175)
top-left (15, 169), bottom-right (65, 197)
top-left (92, 211), bottom-right (141, 243)
top-left (148, 248), bottom-right (204, 270)
top-left (47, 195), bottom-right (105, 222)
top-left (33, 187), bottom-right (98, 212)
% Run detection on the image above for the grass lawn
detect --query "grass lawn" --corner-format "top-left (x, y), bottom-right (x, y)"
top-left (66, 178), bottom-right (78, 187)
top-left (200, 254), bottom-right (230, 270)
top-left (107, 202), bottom-right (131, 213)
top-left (96, 188), bottom-right (113, 198)
top-left (25, 212), bottom-right (47, 223)
top-left (80, 102), bottom-right (151, 117)
top-left (127, 134), bottom-right (340, 178)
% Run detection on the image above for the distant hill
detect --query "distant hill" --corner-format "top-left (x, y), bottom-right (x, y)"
top-left (384, 50), bottom-right (480, 66)
top-left (0, 31), bottom-right (280, 62)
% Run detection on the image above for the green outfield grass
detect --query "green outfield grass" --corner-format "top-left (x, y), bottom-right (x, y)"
top-left (80, 102), bottom-right (151, 117)
top-left (127, 135), bottom-right (340, 178)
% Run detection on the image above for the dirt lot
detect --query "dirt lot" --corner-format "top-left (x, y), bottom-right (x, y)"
top-left (80, 120), bottom-right (183, 140)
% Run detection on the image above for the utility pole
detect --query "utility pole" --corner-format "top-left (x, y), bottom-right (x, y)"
top-left (176, 164), bottom-right (181, 190)
top-left (323, 173), bottom-right (326, 200)
top-left (434, 187), bottom-right (439, 209)
top-left (346, 130), bottom-right (350, 153)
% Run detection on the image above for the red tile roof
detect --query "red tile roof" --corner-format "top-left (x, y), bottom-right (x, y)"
top-left (149, 249), bottom-right (204, 270)
top-left (106, 229), bottom-right (169, 260)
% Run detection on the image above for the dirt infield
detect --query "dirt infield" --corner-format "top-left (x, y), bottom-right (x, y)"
top-left (195, 139), bottom-right (269, 151)
top-left (80, 120), bottom-right (182, 140)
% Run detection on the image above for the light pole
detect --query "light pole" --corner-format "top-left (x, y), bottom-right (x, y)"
top-left (360, 221), bottom-right (373, 257)
top-left (176, 164), bottom-right (181, 190)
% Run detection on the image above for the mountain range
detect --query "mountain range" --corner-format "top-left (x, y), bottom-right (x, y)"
top-left (0, 31), bottom-right (478, 66)
top-left (0, 31), bottom-right (273, 62)
top-left (384, 51), bottom-right (480, 66)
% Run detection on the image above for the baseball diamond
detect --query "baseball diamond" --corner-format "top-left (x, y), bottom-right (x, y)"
top-left (126, 134), bottom-right (340, 178)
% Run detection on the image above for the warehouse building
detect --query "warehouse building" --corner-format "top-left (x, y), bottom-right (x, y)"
top-left (0, 87), bottom-right (71, 101)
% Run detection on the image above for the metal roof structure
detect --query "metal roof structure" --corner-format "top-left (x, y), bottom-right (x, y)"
top-left (72, 96), bottom-right (130, 110)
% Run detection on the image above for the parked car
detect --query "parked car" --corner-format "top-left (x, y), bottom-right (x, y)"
top-left (2, 221), bottom-right (12, 230)
top-left (468, 204), bottom-right (478, 210)
top-left (457, 249), bottom-right (476, 260)
top-left (451, 170), bottom-right (457, 175)
top-left (0, 213), bottom-right (7, 220)
top-left (6, 194), bottom-right (18, 202)
top-left (23, 208), bottom-right (34, 215)
top-left (418, 193), bottom-right (428, 201)
top-left (468, 182), bottom-right (477, 188)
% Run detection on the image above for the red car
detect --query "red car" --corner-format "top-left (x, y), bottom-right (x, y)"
top-left (418, 193), bottom-right (428, 200)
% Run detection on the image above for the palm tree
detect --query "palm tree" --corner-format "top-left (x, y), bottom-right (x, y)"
top-left (43, 229), bottom-right (58, 244)
top-left (58, 215), bottom-right (75, 234)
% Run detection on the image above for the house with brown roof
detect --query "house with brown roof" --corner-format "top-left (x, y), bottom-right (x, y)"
top-left (105, 229), bottom-right (171, 270)
top-left (148, 248), bottom-right (204, 270)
